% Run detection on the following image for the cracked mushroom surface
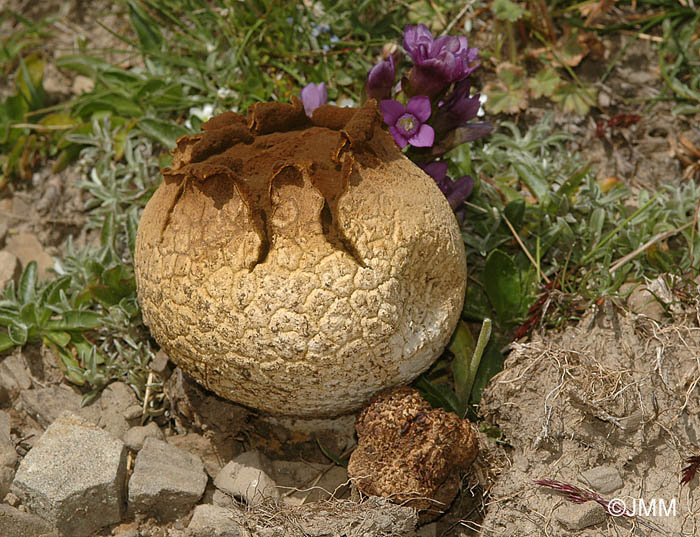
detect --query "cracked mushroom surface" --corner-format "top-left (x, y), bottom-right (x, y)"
top-left (134, 98), bottom-right (466, 417)
top-left (347, 386), bottom-right (479, 519)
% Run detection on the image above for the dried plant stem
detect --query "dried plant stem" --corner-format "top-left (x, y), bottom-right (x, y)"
top-left (502, 214), bottom-right (551, 284)
top-left (608, 221), bottom-right (693, 274)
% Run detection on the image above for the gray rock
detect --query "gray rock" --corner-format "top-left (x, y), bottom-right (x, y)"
top-left (0, 354), bottom-right (32, 404)
top-left (0, 410), bottom-right (17, 498)
top-left (555, 501), bottom-right (606, 530)
top-left (124, 421), bottom-right (165, 451)
top-left (19, 385), bottom-right (99, 429)
top-left (4, 232), bottom-right (54, 279)
top-left (96, 382), bottom-right (140, 439)
top-left (0, 251), bottom-right (20, 288)
top-left (123, 404), bottom-right (143, 421)
top-left (186, 504), bottom-right (243, 537)
top-left (579, 465), bottom-right (624, 494)
top-left (0, 410), bottom-right (11, 445)
top-left (168, 433), bottom-right (226, 478)
top-left (0, 504), bottom-right (59, 537)
top-left (11, 411), bottom-right (127, 537)
top-left (214, 451), bottom-right (279, 507)
top-left (212, 489), bottom-right (236, 509)
top-left (128, 437), bottom-right (208, 521)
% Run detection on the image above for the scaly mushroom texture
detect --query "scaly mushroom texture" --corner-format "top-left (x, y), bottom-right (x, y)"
top-left (134, 98), bottom-right (466, 417)
top-left (347, 386), bottom-right (479, 520)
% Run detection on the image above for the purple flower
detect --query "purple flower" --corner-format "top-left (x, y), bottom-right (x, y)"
top-left (419, 161), bottom-right (475, 211)
top-left (403, 24), bottom-right (479, 97)
top-left (380, 96), bottom-right (435, 149)
top-left (366, 55), bottom-right (396, 101)
top-left (300, 82), bottom-right (327, 117)
top-left (434, 80), bottom-right (481, 135)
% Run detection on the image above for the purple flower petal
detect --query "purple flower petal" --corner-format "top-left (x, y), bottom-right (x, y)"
top-left (402, 24), bottom-right (480, 97)
top-left (419, 161), bottom-right (448, 182)
top-left (389, 125), bottom-right (409, 148)
top-left (408, 123), bottom-right (434, 147)
top-left (301, 82), bottom-right (327, 116)
top-left (445, 175), bottom-right (475, 209)
top-left (380, 99), bottom-right (406, 125)
top-left (403, 24), bottom-right (433, 60)
top-left (367, 56), bottom-right (396, 101)
top-left (405, 95), bottom-right (431, 123)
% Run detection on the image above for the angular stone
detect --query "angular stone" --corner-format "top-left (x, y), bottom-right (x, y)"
top-left (168, 433), bottom-right (226, 478)
top-left (4, 232), bottom-right (54, 279)
top-left (19, 385), bottom-right (99, 429)
top-left (123, 421), bottom-right (164, 451)
top-left (96, 382), bottom-right (140, 440)
top-left (555, 501), bottom-right (606, 530)
top-left (186, 504), bottom-right (243, 537)
top-left (11, 412), bottom-right (127, 537)
top-left (0, 251), bottom-right (20, 287)
top-left (214, 451), bottom-right (279, 507)
top-left (128, 437), bottom-right (207, 521)
top-left (0, 354), bottom-right (32, 404)
top-left (0, 411), bottom-right (18, 499)
top-left (579, 465), bottom-right (623, 494)
top-left (0, 504), bottom-right (58, 537)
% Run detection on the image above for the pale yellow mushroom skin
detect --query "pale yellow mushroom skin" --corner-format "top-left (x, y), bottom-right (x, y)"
top-left (134, 99), bottom-right (466, 417)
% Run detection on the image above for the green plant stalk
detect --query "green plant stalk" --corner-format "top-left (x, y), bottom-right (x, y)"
top-left (463, 318), bottom-right (492, 408)
top-left (580, 195), bottom-right (659, 265)
top-left (506, 20), bottom-right (517, 65)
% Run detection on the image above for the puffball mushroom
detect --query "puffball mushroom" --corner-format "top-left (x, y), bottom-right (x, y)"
top-left (347, 386), bottom-right (479, 520)
top-left (134, 98), bottom-right (466, 418)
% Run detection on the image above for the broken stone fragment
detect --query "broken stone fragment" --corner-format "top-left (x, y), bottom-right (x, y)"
top-left (123, 421), bottom-right (165, 451)
top-left (11, 411), bottom-right (127, 537)
top-left (0, 504), bottom-right (59, 537)
top-left (186, 504), bottom-right (243, 537)
top-left (214, 450), bottom-right (280, 507)
top-left (127, 436), bottom-right (207, 521)
top-left (0, 410), bottom-right (17, 499)
top-left (555, 501), bottom-right (606, 530)
top-left (347, 386), bottom-right (478, 521)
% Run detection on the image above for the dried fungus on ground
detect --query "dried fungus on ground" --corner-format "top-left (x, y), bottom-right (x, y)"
top-left (348, 386), bottom-right (479, 521)
top-left (134, 98), bottom-right (466, 418)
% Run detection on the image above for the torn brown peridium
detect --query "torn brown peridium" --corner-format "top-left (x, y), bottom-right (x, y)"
top-left (158, 98), bottom-right (389, 268)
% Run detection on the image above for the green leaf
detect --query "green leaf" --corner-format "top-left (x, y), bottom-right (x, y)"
top-left (551, 83), bottom-right (596, 116)
top-left (0, 332), bottom-right (15, 352)
top-left (56, 54), bottom-right (111, 77)
top-left (450, 321), bottom-right (475, 415)
top-left (18, 261), bottom-right (38, 304)
top-left (100, 212), bottom-right (116, 251)
top-left (413, 377), bottom-right (462, 415)
top-left (45, 311), bottom-right (102, 331)
top-left (513, 162), bottom-right (549, 202)
top-left (504, 199), bottom-right (526, 229)
top-left (491, 0), bottom-right (525, 22)
top-left (469, 341), bottom-right (505, 408)
top-left (529, 68), bottom-right (561, 99)
top-left (483, 250), bottom-right (523, 323)
top-left (138, 118), bottom-right (189, 149)
top-left (16, 52), bottom-right (46, 109)
top-left (128, 0), bottom-right (164, 54)
top-left (44, 330), bottom-right (71, 346)
top-left (8, 323), bottom-right (28, 345)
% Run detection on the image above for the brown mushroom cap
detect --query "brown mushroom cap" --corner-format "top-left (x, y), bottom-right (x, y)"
top-left (134, 99), bottom-right (466, 417)
top-left (347, 386), bottom-right (479, 520)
